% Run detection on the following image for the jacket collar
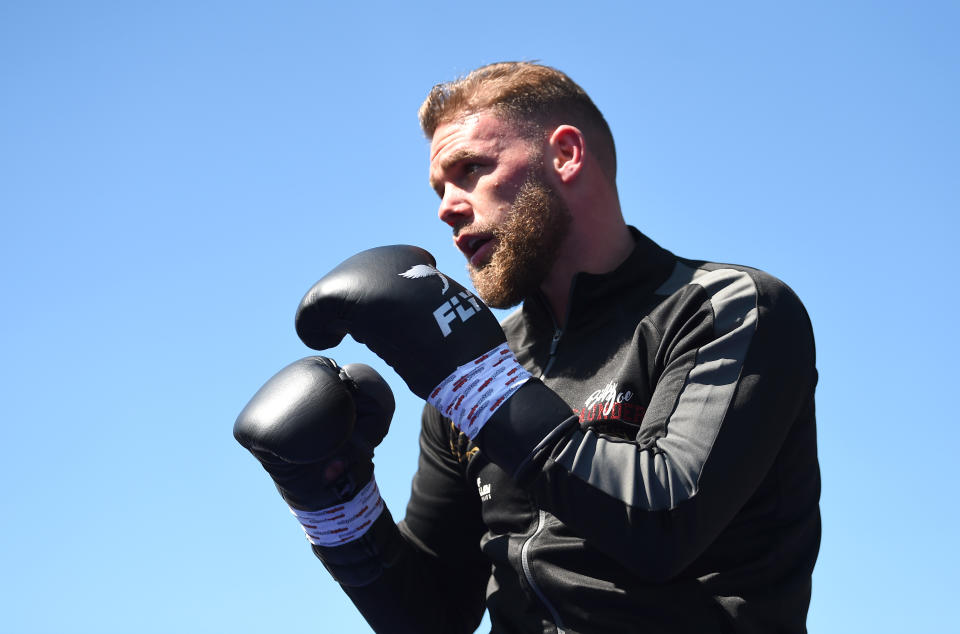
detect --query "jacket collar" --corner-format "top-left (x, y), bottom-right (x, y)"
top-left (522, 226), bottom-right (677, 331)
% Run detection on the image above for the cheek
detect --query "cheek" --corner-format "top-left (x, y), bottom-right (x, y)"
top-left (476, 185), bottom-right (511, 216)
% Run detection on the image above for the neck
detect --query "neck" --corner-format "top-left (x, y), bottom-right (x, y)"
top-left (538, 212), bottom-right (634, 327)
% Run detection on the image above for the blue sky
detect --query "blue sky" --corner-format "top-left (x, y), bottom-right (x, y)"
top-left (1, 2), bottom-right (957, 632)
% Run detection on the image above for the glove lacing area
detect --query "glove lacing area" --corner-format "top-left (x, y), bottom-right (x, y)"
top-left (427, 343), bottom-right (532, 439)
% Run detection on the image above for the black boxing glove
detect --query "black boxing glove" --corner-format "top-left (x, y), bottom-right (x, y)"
top-left (295, 246), bottom-right (539, 440)
top-left (295, 246), bottom-right (507, 397)
top-left (235, 357), bottom-right (401, 584)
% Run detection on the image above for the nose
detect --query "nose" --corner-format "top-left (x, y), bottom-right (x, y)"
top-left (437, 185), bottom-right (472, 228)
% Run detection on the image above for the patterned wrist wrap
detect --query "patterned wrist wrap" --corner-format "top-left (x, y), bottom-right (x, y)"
top-left (289, 476), bottom-right (383, 547)
top-left (427, 343), bottom-right (531, 439)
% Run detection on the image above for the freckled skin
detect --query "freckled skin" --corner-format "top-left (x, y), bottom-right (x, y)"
top-left (428, 108), bottom-right (632, 319)
top-left (429, 112), bottom-right (537, 257)
top-left (428, 111), bottom-right (574, 309)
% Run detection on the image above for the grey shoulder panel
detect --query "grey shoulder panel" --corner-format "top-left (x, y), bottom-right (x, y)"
top-left (654, 260), bottom-right (709, 296)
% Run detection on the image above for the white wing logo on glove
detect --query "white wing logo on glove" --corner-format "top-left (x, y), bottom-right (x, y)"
top-left (399, 264), bottom-right (450, 295)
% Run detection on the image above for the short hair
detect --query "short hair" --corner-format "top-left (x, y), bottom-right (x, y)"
top-left (419, 62), bottom-right (617, 181)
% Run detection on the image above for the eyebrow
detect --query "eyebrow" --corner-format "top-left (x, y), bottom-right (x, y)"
top-left (429, 149), bottom-right (486, 191)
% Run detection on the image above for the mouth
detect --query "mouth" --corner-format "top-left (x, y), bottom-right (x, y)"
top-left (455, 233), bottom-right (496, 267)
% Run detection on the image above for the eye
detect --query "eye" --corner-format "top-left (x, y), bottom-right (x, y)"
top-left (460, 162), bottom-right (489, 184)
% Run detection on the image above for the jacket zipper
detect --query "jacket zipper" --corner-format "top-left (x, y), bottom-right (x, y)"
top-left (539, 282), bottom-right (572, 379)
top-left (520, 510), bottom-right (566, 633)
top-left (525, 286), bottom-right (576, 632)
top-left (540, 327), bottom-right (563, 378)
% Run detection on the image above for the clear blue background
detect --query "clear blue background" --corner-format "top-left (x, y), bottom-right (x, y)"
top-left (2, 2), bottom-right (957, 632)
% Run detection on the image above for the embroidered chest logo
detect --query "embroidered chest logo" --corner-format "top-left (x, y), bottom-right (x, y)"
top-left (573, 380), bottom-right (646, 426)
top-left (476, 477), bottom-right (492, 502)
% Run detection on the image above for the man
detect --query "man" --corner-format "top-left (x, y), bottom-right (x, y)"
top-left (236, 62), bottom-right (820, 633)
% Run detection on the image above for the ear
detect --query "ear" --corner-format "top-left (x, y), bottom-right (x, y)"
top-left (547, 125), bottom-right (585, 184)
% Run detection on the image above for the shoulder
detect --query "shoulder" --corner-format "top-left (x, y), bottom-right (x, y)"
top-left (656, 257), bottom-right (808, 313)
top-left (650, 257), bottom-right (814, 353)
top-left (656, 257), bottom-right (782, 295)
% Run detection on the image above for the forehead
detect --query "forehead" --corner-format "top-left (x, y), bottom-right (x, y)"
top-left (429, 111), bottom-right (527, 164)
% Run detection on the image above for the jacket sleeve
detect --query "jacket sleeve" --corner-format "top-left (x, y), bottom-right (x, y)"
top-left (318, 404), bottom-right (489, 633)
top-left (476, 267), bottom-right (818, 581)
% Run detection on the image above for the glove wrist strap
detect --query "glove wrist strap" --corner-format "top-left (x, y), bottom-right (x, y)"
top-left (427, 343), bottom-right (531, 439)
top-left (289, 476), bottom-right (383, 547)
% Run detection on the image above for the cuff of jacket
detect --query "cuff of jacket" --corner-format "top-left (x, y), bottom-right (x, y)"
top-left (311, 505), bottom-right (403, 587)
top-left (475, 379), bottom-right (579, 484)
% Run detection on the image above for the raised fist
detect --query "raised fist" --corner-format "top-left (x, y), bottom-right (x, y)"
top-left (295, 245), bottom-right (507, 400)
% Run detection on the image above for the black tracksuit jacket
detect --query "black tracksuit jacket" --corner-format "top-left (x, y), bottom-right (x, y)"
top-left (323, 228), bottom-right (821, 633)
